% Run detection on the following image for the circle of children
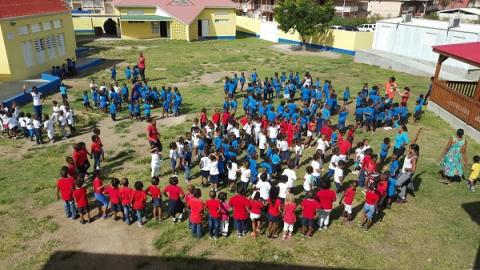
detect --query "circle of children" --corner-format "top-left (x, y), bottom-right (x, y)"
top-left (54, 69), bottom-right (427, 241)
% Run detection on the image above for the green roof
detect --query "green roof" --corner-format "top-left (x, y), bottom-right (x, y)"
top-left (120, 15), bottom-right (171, 21)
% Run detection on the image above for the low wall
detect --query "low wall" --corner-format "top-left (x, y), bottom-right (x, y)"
top-left (3, 74), bottom-right (61, 107)
top-left (236, 16), bottom-right (373, 55)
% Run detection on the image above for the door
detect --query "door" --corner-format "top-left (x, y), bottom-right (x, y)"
top-left (201, 20), bottom-right (209, 37)
top-left (160, 21), bottom-right (168, 38)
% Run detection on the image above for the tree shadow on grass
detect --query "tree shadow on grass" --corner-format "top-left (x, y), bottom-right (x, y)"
top-left (101, 149), bottom-right (136, 175)
top-left (462, 201), bottom-right (480, 268)
top-left (43, 251), bottom-right (360, 270)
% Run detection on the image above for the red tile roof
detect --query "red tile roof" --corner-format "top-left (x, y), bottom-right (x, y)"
top-left (113, 0), bottom-right (238, 25)
top-left (0, 0), bottom-right (69, 19)
top-left (433, 42), bottom-right (480, 67)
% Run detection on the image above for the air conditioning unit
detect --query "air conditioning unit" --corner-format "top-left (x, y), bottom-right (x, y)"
top-left (402, 13), bottom-right (412, 23)
top-left (449, 18), bottom-right (460, 28)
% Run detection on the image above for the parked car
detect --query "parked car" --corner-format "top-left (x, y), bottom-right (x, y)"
top-left (330, 25), bottom-right (345, 30)
top-left (343, 26), bottom-right (359, 32)
top-left (357, 24), bottom-right (376, 32)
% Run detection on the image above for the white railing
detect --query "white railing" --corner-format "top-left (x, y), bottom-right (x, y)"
top-left (334, 5), bottom-right (359, 12)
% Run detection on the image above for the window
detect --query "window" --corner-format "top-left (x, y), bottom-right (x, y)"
top-left (46, 35), bottom-right (57, 60)
top-left (151, 21), bottom-right (160, 33)
top-left (56, 34), bottom-right (66, 56)
top-left (42, 21), bottom-right (52, 31)
top-left (53, 20), bottom-right (62, 29)
top-left (214, 19), bottom-right (229, 23)
top-left (18, 26), bottom-right (29, 36)
top-left (33, 38), bottom-right (46, 64)
top-left (21, 41), bottom-right (34, 67)
top-left (31, 24), bottom-right (41, 33)
top-left (127, 21), bottom-right (145, 24)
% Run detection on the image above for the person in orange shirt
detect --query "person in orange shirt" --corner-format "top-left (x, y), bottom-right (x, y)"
top-left (385, 76), bottom-right (397, 100)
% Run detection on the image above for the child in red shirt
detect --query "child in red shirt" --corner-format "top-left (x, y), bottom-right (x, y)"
top-left (91, 135), bottom-right (102, 170)
top-left (56, 166), bottom-right (77, 220)
top-left (249, 192), bottom-right (264, 237)
top-left (212, 108), bottom-right (221, 126)
top-left (360, 183), bottom-right (380, 231)
top-left (185, 184), bottom-right (195, 228)
top-left (131, 181), bottom-right (147, 227)
top-left (205, 190), bottom-right (222, 239)
top-left (282, 194), bottom-right (296, 240)
top-left (104, 178), bottom-right (122, 221)
top-left (200, 108), bottom-right (208, 128)
top-left (66, 157), bottom-right (78, 180)
top-left (341, 181), bottom-right (358, 224)
top-left (73, 178), bottom-right (91, 224)
top-left (92, 171), bottom-right (108, 219)
top-left (266, 187), bottom-right (282, 239)
top-left (147, 177), bottom-right (162, 222)
top-left (163, 176), bottom-right (185, 223)
top-left (316, 181), bottom-right (336, 230)
top-left (301, 191), bottom-right (320, 238)
top-left (93, 128), bottom-right (104, 162)
top-left (187, 188), bottom-right (204, 238)
top-left (228, 188), bottom-right (250, 237)
top-left (119, 178), bottom-right (133, 224)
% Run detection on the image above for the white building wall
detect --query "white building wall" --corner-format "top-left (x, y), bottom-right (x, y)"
top-left (373, 20), bottom-right (480, 71)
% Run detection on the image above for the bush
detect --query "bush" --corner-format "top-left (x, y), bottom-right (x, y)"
top-left (330, 15), bottom-right (381, 27)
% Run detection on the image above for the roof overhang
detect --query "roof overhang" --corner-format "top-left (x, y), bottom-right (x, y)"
top-left (432, 42), bottom-right (480, 67)
top-left (120, 15), bottom-right (171, 21)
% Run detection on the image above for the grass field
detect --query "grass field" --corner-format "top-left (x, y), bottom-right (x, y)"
top-left (0, 35), bottom-right (479, 270)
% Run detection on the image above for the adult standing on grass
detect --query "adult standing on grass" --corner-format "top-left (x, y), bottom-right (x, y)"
top-left (395, 128), bottom-right (422, 204)
top-left (439, 129), bottom-right (468, 184)
top-left (138, 52), bottom-right (146, 82)
top-left (30, 86), bottom-right (44, 117)
top-left (392, 124), bottom-right (410, 158)
top-left (147, 117), bottom-right (162, 151)
top-left (385, 76), bottom-right (397, 101)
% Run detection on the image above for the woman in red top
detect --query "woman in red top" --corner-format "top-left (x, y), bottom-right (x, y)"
top-left (137, 51), bottom-right (146, 81)
top-left (103, 178), bottom-right (122, 220)
top-left (266, 187), bottom-right (282, 239)
top-left (249, 192), bottom-right (264, 237)
top-left (199, 108), bottom-right (208, 128)
top-left (187, 188), bottom-right (204, 238)
top-left (147, 118), bottom-right (162, 150)
top-left (163, 176), bottom-right (185, 222)
top-left (92, 171), bottom-right (109, 219)
top-left (131, 181), bottom-right (147, 227)
top-left (360, 183), bottom-right (380, 231)
top-left (146, 177), bottom-right (162, 222)
top-left (73, 178), bottom-right (92, 224)
top-left (282, 194), bottom-right (297, 240)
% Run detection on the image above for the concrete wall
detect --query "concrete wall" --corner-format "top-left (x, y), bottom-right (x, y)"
top-left (0, 25), bottom-right (11, 80)
top-left (373, 20), bottom-right (480, 71)
top-left (0, 12), bottom-right (76, 81)
top-left (438, 12), bottom-right (480, 22)
top-left (121, 21), bottom-right (159, 39)
top-left (236, 16), bottom-right (374, 55)
top-left (170, 20), bottom-right (188, 40)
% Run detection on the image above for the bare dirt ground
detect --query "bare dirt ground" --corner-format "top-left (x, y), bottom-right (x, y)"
top-left (271, 44), bottom-right (342, 59)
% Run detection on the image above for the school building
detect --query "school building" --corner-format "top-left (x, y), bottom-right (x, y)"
top-left (0, 0), bottom-right (77, 81)
top-left (112, 0), bottom-right (237, 41)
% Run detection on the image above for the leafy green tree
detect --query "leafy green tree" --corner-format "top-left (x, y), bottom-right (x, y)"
top-left (274, 0), bottom-right (335, 46)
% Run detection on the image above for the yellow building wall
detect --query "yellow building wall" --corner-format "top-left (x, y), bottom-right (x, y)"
top-left (189, 20), bottom-right (198, 41)
top-left (72, 16), bottom-right (115, 35)
top-left (0, 25), bottom-right (11, 80)
top-left (196, 8), bottom-right (236, 38)
top-left (117, 7), bottom-right (157, 15)
top-left (120, 21), bottom-right (159, 39)
top-left (236, 15), bottom-right (260, 35)
top-left (0, 12), bottom-right (76, 81)
top-left (170, 20), bottom-right (187, 40)
top-left (236, 16), bottom-right (373, 53)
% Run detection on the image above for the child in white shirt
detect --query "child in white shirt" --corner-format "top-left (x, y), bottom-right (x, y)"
top-left (239, 160), bottom-right (251, 192)
top-left (227, 159), bottom-right (238, 191)
top-left (294, 140), bottom-right (304, 168)
top-left (43, 114), bottom-right (55, 143)
top-left (200, 153), bottom-right (210, 187)
top-left (151, 148), bottom-right (161, 177)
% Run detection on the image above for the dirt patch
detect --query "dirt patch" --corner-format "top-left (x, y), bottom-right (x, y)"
top-left (271, 44), bottom-right (342, 59)
top-left (154, 67), bottom-right (167, 71)
top-left (198, 71), bottom-right (240, 86)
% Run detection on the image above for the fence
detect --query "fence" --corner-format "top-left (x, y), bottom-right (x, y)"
top-left (430, 80), bottom-right (480, 131)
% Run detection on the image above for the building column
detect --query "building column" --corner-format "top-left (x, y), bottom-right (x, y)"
top-left (433, 54), bottom-right (448, 81)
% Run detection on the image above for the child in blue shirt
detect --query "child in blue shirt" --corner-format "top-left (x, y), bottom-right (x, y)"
top-left (379, 137), bottom-right (390, 165)
top-left (109, 102), bottom-right (117, 121)
top-left (110, 65), bottom-right (117, 81)
top-left (239, 72), bottom-right (246, 92)
top-left (133, 101), bottom-right (141, 121)
top-left (121, 84), bottom-right (129, 104)
top-left (82, 91), bottom-right (92, 111)
top-left (99, 94), bottom-right (107, 112)
top-left (389, 155), bottom-right (399, 177)
top-left (338, 107), bottom-right (348, 130)
top-left (321, 106), bottom-right (331, 121)
top-left (162, 98), bottom-right (170, 118)
top-left (251, 68), bottom-right (257, 83)
top-left (387, 173), bottom-right (397, 208)
top-left (128, 101), bottom-right (134, 120)
top-left (59, 83), bottom-right (68, 100)
top-left (413, 100), bottom-right (423, 123)
top-left (125, 66), bottom-right (132, 81)
top-left (143, 101), bottom-right (152, 120)
top-left (355, 106), bottom-right (364, 126)
top-left (342, 87), bottom-right (350, 106)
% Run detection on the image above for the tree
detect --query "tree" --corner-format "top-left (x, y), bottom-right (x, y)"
top-left (274, 0), bottom-right (335, 47)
